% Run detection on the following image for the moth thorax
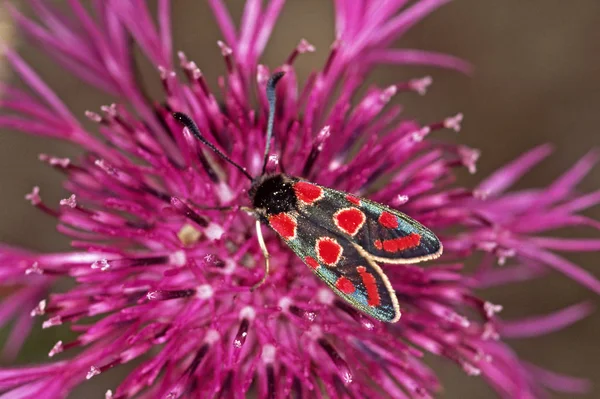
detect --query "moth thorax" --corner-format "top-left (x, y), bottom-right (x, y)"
top-left (250, 174), bottom-right (297, 215)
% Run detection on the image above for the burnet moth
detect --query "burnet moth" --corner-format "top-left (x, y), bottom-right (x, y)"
top-left (174, 72), bottom-right (443, 323)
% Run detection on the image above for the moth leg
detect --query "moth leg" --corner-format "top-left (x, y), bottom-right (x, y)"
top-left (194, 205), bottom-right (257, 216)
top-left (197, 206), bottom-right (235, 211)
top-left (251, 220), bottom-right (270, 291)
top-left (240, 206), bottom-right (255, 214)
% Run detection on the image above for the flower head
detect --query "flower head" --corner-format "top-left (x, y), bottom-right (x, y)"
top-left (0, 1), bottom-right (598, 398)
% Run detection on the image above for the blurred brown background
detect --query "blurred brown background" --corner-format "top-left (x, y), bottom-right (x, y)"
top-left (1, 1), bottom-right (599, 398)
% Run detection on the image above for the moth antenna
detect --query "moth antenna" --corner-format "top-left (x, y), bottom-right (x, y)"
top-left (261, 71), bottom-right (286, 175)
top-left (173, 112), bottom-right (253, 181)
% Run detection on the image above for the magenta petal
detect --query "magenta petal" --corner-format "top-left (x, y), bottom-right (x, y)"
top-left (517, 244), bottom-right (600, 294)
top-left (368, 49), bottom-right (473, 74)
top-left (253, 0), bottom-right (286, 59)
top-left (478, 144), bottom-right (554, 196)
top-left (158, 0), bottom-right (173, 63)
top-left (529, 237), bottom-right (600, 252)
top-left (531, 149), bottom-right (600, 208)
top-left (473, 264), bottom-right (548, 288)
top-left (524, 362), bottom-right (591, 394)
top-left (207, 0), bottom-right (238, 46)
top-left (0, 380), bottom-right (49, 399)
top-left (1, 49), bottom-right (80, 129)
top-left (0, 364), bottom-right (62, 389)
top-left (2, 314), bottom-right (34, 360)
top-left (547, 150), bottom-right (599, 196)
top-left (372, 0), bottom-right (452, 44)
top-left (501, 302), bottom-right (594, 338)
top-left (554, 189), bottom-right (600, 214)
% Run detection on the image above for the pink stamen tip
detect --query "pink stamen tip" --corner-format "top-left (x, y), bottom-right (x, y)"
top-left (239, 306), bottom-right (256, 321)
top-left (100, 104), bottom-right (117, 117)
top-left (95, 159), bottom-right (118, 176)
top-left (91, 259), bottom-right (110, 271)
top-left (170, 250), bottom-right (187, 266)
top-left (496, 248), bottom-right (516, 265)
top-left (459, 146), bottom-right (480, 174)
top-left (330, 39), bottom-right (342, 50)
top-left (217, 40), bottom-right (232, 56)
top-left (448, 312), bottom-right (470, 327)
top-left (53, 157), bottom-right (70, 167)
top-left (411, 127), bottom-right (431, 142)
top-left (266, 155), bottom-right (279, 173)
top-left (192, 67), bottom-right (203, 80)
top-left (48, 341), bottom-right (63, 357)
top-left (281, 63), bottom-right (292, 73)
top-left (25, 261), bottom-right (43, 275)
top-left (278, 297), bottom-right (292, 312)
top-left (317, 125), bottom-right (331, 141)
top-left (196, 284), bottom-right (214, 300)
top-left (473, 189), bottom-right (489, 200)
top-left (39, 154), bottom-right (71, 168)
top-left (177, 51), bottom-right (188, 65)
top-left (410, 76), bottom-right (433, 95)
top-left (60, 194), bottom-right (77, 208)
top-left (42, 315), bottom-right (62, 329)
top-left (30, 299), bottom-right (46, 317)
top-left (315, 125), bottom-right (331, 151)
top-left (159, 66), bottom-right (176, 80)
top-left (317, 287), bottom-right (334, 304)
top-left (462, 362), bottom-right (481, 376)
top-left (257, 64), bottom-right (270, 85)
top-left (25, 186), bottom-right (41, 205)
top-left (204, 223), bottom-right (224, 241)
top-left (86, 365), bottom-right (101, 380)
top-left (85, 110), bottom-right (102, 123)
top-left (158, 65), bottom-right (167, 78)
top-left (380, 85), bottom-right (398, 103)
top-left (261, 344), bottom-right (277, 363)
top-left (184, 60), bottom-right (198, 72)
top-left (204, 329), bottom-right (220, 345)
top-left (393, 194), bottom-right (409, 206)
top-left (482, 323), bottom-right (500, 340)
top-left (477, 241), bottom-right (498, 252)
top-left (445, 113), bottom-right (464, 132)
top-left (298, 38), bottom-right (316, 53)
top-left (186, 60), bottom-right (200, 75)
top-left (484, 301), bottom-right (503, 317)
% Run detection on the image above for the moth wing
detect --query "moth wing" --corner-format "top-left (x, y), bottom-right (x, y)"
top-left (294, 180), bottom-right (442, 264)
top-left (266, 209), bottom-right (400, 322)
top-left (351, 196), bottom-right (442, 263)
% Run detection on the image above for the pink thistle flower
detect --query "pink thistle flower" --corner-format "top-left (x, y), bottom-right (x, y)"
top-left (0, 1), bottom-right (597, 398)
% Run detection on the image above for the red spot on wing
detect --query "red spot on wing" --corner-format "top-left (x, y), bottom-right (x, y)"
top-left (383, 240), bottom-right (397, 252)
top-left (293, 182), bottom-right (323, 204)
top-left (378, 211), bottom-right (399, 229)
top-left (316, 237), bottom-right (343, 266)
top-left (357, 266), bottom-right (380, 307)
top-left (335, 276), bottom-right (355, 294)
top-left (379, 233), bottom-right (421, 253)
top-left (268, 213), bottom-right (297, 240)
top-left (374, 240), bottom-right (383, 250)
top-left (334, 208), bottom-right (366, 236)
top-left (346, 195), bottom-right (361, 205)
top-left (304, 256), bottom-right (319, 270)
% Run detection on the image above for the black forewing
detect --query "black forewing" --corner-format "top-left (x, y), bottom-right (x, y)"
top-left (274, 208), bottom-right (400, 322)
top-left (300, 181), bottom-right (442, 264)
